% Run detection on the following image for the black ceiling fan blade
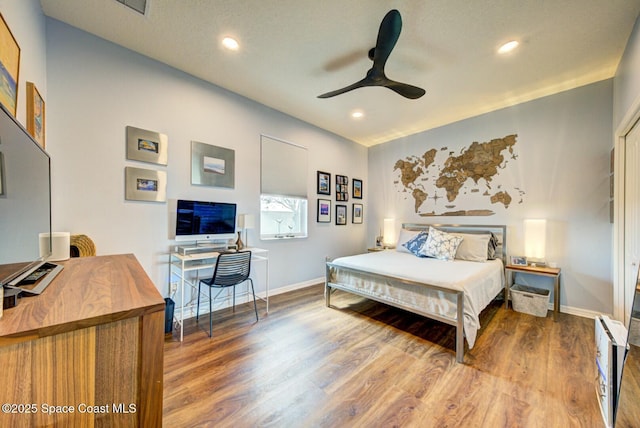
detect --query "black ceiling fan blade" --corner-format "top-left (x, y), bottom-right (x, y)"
top-left (317, 78), bottom-right (370, 99)
top-left (384, 79), bottom-right (426, 99)
top-left (371, 9), bottom-right (402, 73)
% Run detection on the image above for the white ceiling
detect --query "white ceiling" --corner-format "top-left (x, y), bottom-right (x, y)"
top-left (40, 0), bottom-right (640, 146)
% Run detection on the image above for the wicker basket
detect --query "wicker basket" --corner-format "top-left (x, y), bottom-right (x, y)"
top-left (70, 234), bottom-right (96, 257)
top-left (511, 284), bottom-right (550, 317)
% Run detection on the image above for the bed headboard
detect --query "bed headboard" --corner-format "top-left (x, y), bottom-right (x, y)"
top-left (402, 223), bottom-right (507, 264)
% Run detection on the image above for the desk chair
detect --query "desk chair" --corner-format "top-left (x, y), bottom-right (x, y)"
top-left (197, 251), bottom-right (259, 337)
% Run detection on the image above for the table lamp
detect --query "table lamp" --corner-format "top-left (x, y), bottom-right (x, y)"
top-left (383, 218), bottom-right (396, 248)
top-left (524, 219), bottom-right (546, 266)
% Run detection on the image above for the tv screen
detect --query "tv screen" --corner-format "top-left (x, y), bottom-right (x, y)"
top-left (0, 103), bottom-right (53, 286)
top-left (175, 200), bottom-right (237, 242)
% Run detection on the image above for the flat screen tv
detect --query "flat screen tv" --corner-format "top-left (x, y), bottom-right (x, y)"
top-left (0, 102), bottom-right (62, 292)
top-left (175, 200), bottom-right (237, 242)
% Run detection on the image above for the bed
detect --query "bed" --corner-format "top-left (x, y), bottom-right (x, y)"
top-left (325, 224), bottom-right (507, 363)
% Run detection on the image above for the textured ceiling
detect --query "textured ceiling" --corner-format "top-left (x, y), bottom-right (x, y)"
top-left (40, 0), bottom-right (640, 146)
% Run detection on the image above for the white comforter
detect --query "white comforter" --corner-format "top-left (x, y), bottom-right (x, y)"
top-left (328, 250), bottom-right (504, 348)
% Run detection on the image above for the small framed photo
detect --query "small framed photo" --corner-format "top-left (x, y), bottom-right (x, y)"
top-left (126, 126), bottom-right (168, 166)
top-left (26, 82), bottom-right (45, 148)
top-left (353, 179), bottom-right (362, 199)
top-left (125, 166), bottom-right (167, 202)
top-left (510, 256), bottom-right (527, 266)
top-left (336, 204), bottom-right (347, 225)
top-left (317, 171), bottom-right (331, 195)
top-left (352, 203), bottom-right (363, 224)
top-left (317, 199), bottom-right (331, 223)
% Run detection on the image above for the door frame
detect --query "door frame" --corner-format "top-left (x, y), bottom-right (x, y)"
top-left (614, 94), bottom-right (640, 321)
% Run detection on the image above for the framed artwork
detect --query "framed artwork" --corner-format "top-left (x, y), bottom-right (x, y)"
top-left (317, 199), bottom-right (331, 223)
top-left (191, 141), bottom-right (235, 188)
top-left (352, 203), bottom-right (363, 224)
top-left (126, 126), bottom-right (168, 165)
top-left (0, 152), bottom-right (4, 196)
top-left (353, 179), bottom-right (363, 199)
top-left (125, 166), bottom-right (167, 202)
top-left (336, 174), bottom-right (349, 201)
top-left (336, 204), bottom-right (347, 225)
top-left (26, 82), bottom-right (45, 148)
top-left (510, 256), bottom-right (527, 266)
top-left (317, 170), bottom-right (331, 195)
top-left (0, 13), bottom-right (20, 117)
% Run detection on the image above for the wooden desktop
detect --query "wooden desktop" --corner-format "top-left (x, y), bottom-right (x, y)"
top-left (0, 254), bottom-right (165, 427)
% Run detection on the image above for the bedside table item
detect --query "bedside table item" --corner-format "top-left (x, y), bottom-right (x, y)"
top-left (510, 284), bottom-right (550, 317)
top-left (505, 264), bottom-right (561, 320)
top-left (367, 247), bottom-right (385, 253)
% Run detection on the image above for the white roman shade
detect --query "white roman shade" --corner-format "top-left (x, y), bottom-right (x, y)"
top-left (260, 135), bottom-right (308, 197)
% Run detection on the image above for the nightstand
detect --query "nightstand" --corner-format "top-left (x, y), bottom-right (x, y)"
top-left (505, 264), bottom-right (561, 320)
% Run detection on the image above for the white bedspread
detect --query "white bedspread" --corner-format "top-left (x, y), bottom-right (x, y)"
top-left (328, 250), bottom-right (504, 348)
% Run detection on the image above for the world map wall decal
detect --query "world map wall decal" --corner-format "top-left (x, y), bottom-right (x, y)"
top-left (393, 134), bottom-right (525, 216)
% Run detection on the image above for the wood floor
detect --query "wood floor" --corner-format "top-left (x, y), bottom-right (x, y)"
top-left (163, 284), bottom-right (603, 427)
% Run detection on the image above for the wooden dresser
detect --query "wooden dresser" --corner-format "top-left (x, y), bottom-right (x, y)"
top-left (0, 254), bottom-right (165, 427)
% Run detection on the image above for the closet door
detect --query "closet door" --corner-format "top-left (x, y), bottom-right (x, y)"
top-left (624, 120), bottom-right (640, 322)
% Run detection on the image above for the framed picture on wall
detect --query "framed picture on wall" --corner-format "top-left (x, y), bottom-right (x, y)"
top-left (125, 166), bottom-right (167, 202)
top-left (0, 13), bottom-right (20, 117)
top-left (336, 204), bottom-right (347, 225)
top-left (317, 171), bottom-right (331, 195)
top-left (336, 175), bottom-right (348, 201)
top-left (26, 82), bottom-right (45, 148)
top-left (352, 203), bottom-right (363, 224)
top-left (353, 179), bottom-right (363, 199)
top-left (317, 199), bottom-right (331, 223)
top-left (126, 126), bottom-right (168, 165)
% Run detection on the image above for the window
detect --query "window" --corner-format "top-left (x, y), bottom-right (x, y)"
top-left (260, 135), bottom-right (308, 239)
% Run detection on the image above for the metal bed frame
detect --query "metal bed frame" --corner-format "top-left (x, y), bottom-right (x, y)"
top-left (325, 224), bottom-right (507, 363)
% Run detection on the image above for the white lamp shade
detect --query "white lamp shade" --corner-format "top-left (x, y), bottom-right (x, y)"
top-left (243, 214), bottom-right (255, 229)
top-left (524, 219), bottom-right (546, 260)
top-left (383, 218), bottom-right (395, 246)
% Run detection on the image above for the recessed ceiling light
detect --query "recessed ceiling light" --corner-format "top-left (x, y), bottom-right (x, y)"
top-left (498, 40), bottom-right (519, 54)
top-left (222, 37), bottom-right (239, 51)
top-left (351, 110), bottom-right (364, 119)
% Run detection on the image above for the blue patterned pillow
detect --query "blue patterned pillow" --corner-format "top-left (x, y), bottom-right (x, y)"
top-left (402, 231), bottom-right (428, 257)
top-left (420, 227), bottom-right (463, 261)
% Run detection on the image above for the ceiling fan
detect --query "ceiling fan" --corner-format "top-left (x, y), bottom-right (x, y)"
top-left (318, 9), bottom-right (426, 100)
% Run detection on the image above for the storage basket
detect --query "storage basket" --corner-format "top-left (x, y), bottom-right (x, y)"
top-left (511, 284), bottom-right (550, 317)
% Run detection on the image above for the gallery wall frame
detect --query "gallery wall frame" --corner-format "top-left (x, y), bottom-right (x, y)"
top-left (336, 204), bottom-right (347, 225)
top-left (125, 166), bottom-right (167, 202)
top-left (0, 152), bottom-right (4, 196)
top-left (191, 141), bottom-right (235, 188)
top-left (26, 82), bottom-right (45, 148)
top-left (126, 125), bottom-right (168, 165)
top-left (353, 178), bottom-right (363, 199)
top-left (317, 198), bottom-right (331, 223)
top-left (317, 170), bottom-right (331, 195)
top-left (352, 203), bottom-right (363, 224)
top-left (336, 174), bottom-right (349, 201)
top-left (0, 13), bottom-right (20, 117)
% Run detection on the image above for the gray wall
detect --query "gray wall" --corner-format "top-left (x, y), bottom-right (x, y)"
top-left (43, 19), bottom-right (368, 294)
top-left (369, 81), bottom-right (614, 314)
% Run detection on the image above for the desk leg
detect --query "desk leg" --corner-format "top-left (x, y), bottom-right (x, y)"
top-left (553, 273), bottom-right (560, 321)
top-left (505, 270), bottom-right (512, 310)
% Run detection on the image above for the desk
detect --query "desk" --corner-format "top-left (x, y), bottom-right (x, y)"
top-left (505, 264), bottom-right (561, 320)
top-left (169, 248), bottom-right (269, 341)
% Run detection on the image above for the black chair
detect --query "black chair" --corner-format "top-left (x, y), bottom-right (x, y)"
top-left (197, 251), bottom-right (258, 337)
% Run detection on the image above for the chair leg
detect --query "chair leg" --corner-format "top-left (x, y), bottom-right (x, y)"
top-left (249, 278), bottom-right (258, 321)
top-left (209, 286), bottom-right (213, 337)
top-left (232, 285), bottom-right (236, 312)
top-left (196, 281), bottom-right (201, 322)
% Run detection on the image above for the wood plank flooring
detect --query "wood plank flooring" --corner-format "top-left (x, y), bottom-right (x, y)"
top-left (163, 284), bottom-right (604, 427)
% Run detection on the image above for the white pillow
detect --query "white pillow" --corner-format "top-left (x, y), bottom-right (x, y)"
top-left (396, 229), bottom-right (421, 254)
top-left (420, 227), bottom-right (463, 261)
top-left (453, 233), bottom-right (490, 262)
